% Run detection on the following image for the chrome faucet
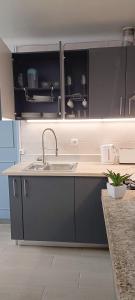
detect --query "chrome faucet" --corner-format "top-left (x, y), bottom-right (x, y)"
top-left (42, 128), bottom-right (58, 164)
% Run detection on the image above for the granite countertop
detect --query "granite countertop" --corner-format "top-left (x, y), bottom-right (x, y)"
top-left (2, 161), bottom-right (135, 176)
top-left (102, 190), bottom-right (135, 300)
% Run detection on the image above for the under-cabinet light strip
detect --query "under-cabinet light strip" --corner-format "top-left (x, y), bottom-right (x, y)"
top-left (26, 118), bottom-right (135, 123)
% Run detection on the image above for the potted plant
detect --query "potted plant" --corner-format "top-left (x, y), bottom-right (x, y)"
top-left (104, 170), bottom-right (131, 199)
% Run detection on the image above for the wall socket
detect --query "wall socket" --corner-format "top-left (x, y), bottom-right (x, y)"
top-left (19, 148), bottom-right (25, 155)
top-left (70, 138), bottom-right (79, 145)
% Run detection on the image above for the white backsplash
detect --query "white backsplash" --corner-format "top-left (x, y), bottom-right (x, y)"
top-left (20, 120), bottom-right (135, 162)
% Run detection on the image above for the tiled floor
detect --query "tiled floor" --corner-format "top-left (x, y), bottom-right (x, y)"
top-left (0, 224), bottom-right (116, 299)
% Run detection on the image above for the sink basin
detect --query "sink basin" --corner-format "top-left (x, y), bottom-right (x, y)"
top-left (44, 162), bottom-right (77, 171)
top-left (24, 162), bottom-right (77, 172)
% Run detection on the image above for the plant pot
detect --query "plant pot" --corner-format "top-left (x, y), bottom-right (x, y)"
top-left (107, 182), bottom-right (127, 199)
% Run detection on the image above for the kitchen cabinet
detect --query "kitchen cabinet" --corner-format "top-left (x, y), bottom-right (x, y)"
top-left (13, 50), bottom-right (61, 120)
top-left (89, 47), bottom-right (126, 118)
top-left (12, 46), bottom-right (89, 120)
top-left (75, 177), bottom-right (107, 244)
top-left (9, 177), bottom-right (23, 239)
top-left (0, 163), bottom-right (13, 219)
top-left (22, 176), bottom-right (74, 241)
top-left (0, 38), bottom-right (135, 120)
top-left (13, 44), bottom-right (127, 120)
top-left (0, 121), bottom-right (19, 219)
top-left (0, 39), bottom-right (14, 119)
top-left (8, 175), bottom-right (107, 245)
top-left (125, 46), bottom-right (135, 117)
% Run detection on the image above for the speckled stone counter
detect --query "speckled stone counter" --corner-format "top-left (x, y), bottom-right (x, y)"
top-left (102, 190), bottom-right (135, 300)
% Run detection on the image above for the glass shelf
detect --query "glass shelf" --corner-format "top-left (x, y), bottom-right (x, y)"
top-left (14, 87), bottom-right (60, 91)
top-left (65, 94), bottom-right (88, 101)
top-left (26, 98), bottom-right (55, 103)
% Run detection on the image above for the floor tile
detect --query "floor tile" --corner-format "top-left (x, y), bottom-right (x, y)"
top-left (0, 225), bottom-right (116, 299)
top-left (30, 269), bottom-right (80, 288)
top-left (0, 267), bottom-right (35, 286)
top-left (79, 270), bottom-right (114, 288)
top-left (52, 254), bottom-right (112, 272)
top-left (0, 284), bottom-right (45, 300)
top-left (36, 246), bottom-right (83, 257)
top-left (0, 250), bottom-right (53, 270)
top-left (41, 287), bottom-right (78, 300)
top-left (81, 248), bottom-right (110, 258)
top-left (42, 286), bottom-right (117, 300)
top-left (76, 286), bottom-right (117, 300)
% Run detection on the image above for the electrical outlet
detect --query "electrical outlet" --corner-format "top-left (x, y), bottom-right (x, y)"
top-left (19, 148), bottom-right (25, 155)
top-left (70, 138), bottom-right (79, 145)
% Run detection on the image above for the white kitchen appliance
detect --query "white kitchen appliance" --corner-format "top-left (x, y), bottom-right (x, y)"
top-left (119, 148), bottom-right (135, 164)
top-left (100, 144), bottom-right (117, 164)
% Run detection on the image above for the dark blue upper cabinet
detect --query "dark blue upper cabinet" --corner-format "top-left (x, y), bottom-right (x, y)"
top-left (89, 47), bottom-right (126, 118)
top-left (12, 51), bottom-right (61, 120)
top-left (125, 46), bottom-right (135, 117)
top-left (11, 44), bottom-right (135, 119)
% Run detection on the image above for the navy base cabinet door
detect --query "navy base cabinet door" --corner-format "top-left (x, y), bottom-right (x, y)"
top-left (8, 176), bottom-right (23, 240)
top-left (75, 177), bottom-right (107, 244)
top-left (22, 176), bottom-right (75, 242)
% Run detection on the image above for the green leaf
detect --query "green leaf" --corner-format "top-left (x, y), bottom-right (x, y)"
top-left (104, 169), bottom-right (131, 186)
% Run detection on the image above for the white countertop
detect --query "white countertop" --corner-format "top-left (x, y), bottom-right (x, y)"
top-left (3, 161), bottom-right (135, 177)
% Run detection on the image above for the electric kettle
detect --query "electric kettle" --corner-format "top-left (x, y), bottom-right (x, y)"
top-left (100, 144), bottom-right (117, 164)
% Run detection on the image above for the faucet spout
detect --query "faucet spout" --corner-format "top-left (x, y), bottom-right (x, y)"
top-left (42, 128), bottom-right (58, 164)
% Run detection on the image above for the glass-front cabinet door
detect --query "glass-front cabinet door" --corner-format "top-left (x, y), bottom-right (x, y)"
top-left (64, 49), bottom-right (89, 119)
top-left (12, 45), bottom-right (62, 120)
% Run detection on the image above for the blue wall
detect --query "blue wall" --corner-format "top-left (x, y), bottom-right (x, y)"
top-left (0, 121), bottom-right (19, 219)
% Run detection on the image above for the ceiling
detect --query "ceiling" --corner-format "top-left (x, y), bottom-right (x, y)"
top-left (0, 0), bottom-right (135, 46)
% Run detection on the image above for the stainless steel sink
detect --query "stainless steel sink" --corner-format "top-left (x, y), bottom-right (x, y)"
top-left (24, 162), bottom-right (77, 172)
top-left (44, 162), bottom-right (77, 171)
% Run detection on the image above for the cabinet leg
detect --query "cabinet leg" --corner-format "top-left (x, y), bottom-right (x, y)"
top-left (15, 240), bottom-right (18, 246)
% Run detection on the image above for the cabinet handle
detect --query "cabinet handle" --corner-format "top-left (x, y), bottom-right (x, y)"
top-left (13, 179), bottom-right (17, 197)
top-left (128, 95), bottom-right (135, 115)
top-left (23, 179), bottom-right (28, 197)
top-left (59, 41), bottom-right (65, 118)
top-left (58, 96), bottom-right (61, 116)
top-left (119, 96), bottom-right (123, 115)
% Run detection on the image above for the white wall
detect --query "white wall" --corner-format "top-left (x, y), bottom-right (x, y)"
top-left (20, 120), bottom-right (135, 162)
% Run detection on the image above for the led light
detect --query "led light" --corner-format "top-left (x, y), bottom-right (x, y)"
top-left (26, 118), bottom-right (135, 123)
top-left (2, 118), bottom-right (12, 120)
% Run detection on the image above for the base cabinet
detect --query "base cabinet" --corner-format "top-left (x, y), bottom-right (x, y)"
top-left (9, 175), bottom-right (107, 244)
top-left (75, 177), bottom-right (107, 244)
top-left (22, 176), bottom-right (75, 242)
